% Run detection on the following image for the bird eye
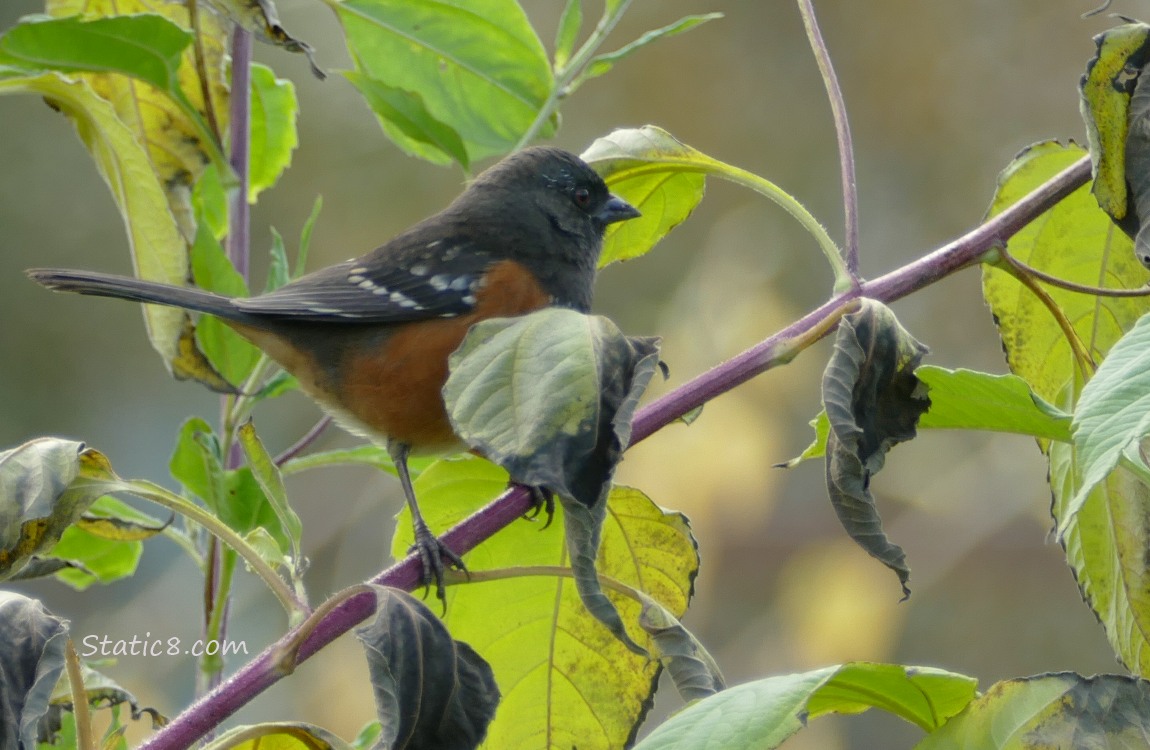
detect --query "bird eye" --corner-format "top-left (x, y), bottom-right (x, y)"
top-left (573, 187), bottom-right (591, 208)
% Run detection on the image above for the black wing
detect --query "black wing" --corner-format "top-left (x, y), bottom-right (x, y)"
top-left (234, 235), bottom-right (495, 323)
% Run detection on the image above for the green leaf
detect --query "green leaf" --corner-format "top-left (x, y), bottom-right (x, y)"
top-left (917, 366), bottom-right (1071, 440)
top-left (916, 673), bottom-right (1150, 749)
top-left (578, 14), bottom-right (723, 86)
top-left (784, 367), bottom-right (1071, 468)
top-left (236, 421), bottom-right (302, 562)
top-left (297, 196), bottom-right (322, 278)
top-left (191, 221), bottom-right (261, 387)
top-left (553, 0), bottom-right (582, 70)
top-left (334, 0), bottom-right (554, 164)
top-left (355, 586), bottom-right (499, 749)
top-left (391, 459), bottom-right (699, 749)
top-left (583, 126), bottom-right (843, 283)
top-left (1079, 22), bottom-right (1150, 224)
top-left (45, 0), bottom-right (233, 242)
top-left (0, 71), bottom-right (215, 385)
top-left (193, 163), bottom-right (228, 240)
top-left (169, 417), bottom-right (223, 504)
top-left (984, 141), bottom-right (1150, 673)
top-left (219, 468), bottom-right (291, 553)
top-left (344, 72), bottom-right (470, 169)
top-left (634, 663), bottom-right (977, 749)
top-left (1069, 314), bottom-right (1150, 527)
top-left (822, 300), bottom-right (929, 599)
top-left (0, 14), bottom-right (222, 175)
top-left (50, 504), bottom-right (147, 591)
top-left (248, 63), bottom-right (298, 202)
top-left (445, 308), bottom-right (661, 508)
top-left (0, 15), bottom-right (191, 97)
top-left (582, 127), bottom-right (707, 265)
top-left (0, 592), bottom-right (69, 750)
top-left (264, 227), bottom-right (290, 293)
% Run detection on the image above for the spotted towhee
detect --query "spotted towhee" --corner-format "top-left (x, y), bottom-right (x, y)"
top-left (27, 146), bottom-right (641, 598)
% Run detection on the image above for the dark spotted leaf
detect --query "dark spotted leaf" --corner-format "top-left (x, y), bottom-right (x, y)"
top-left (0, 438), bottom-right (118, 581)
top-left (204, 0), bottom-right (324, 79)
top-left (356, 586), bottom-right (498, 750)
top-left (1079, 22), bottom-right (1150, 230)
top-left (918, 673), bottom-right (1150, 749)
top-left (822, 300), bottom-right (930, 599)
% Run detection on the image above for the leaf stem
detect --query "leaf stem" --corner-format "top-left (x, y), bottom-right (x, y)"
top-left (514, 0), bottom-right (634, 150)
top-left (114, 479), bottom-right (305, 617)
top-left (707, 160), bottom-right (848, 288)
top-left (65, 639), bottom-right (95, 750)
top-left (796, 0), bottom-right (859, 286)
top-left (1001, 249), bottom-right (1150, 297)
top-left (992, 251), bottom-right (1096, 381)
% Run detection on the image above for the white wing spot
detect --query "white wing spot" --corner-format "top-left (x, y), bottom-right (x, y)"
top-left (428, 274), bottom-right (450, 291)
top-left (450, 276), bottom-right (472, 291)
top-left (441, 246), bottom-right (460, 261)
top-left (372, 286), bottom-right (391, 296)
top-left (308, 306), bottom-right (342, 314)
top-left (427, 239), bottom-right (442, 249)
top-left (461, 294), bottom-right (477, 305)
top-left (347, 274), bottom-right (365, 284)
top-left (358, 279), bottom-right (377, 290)
top-left (410, 263), bottom-right (429, 276)
top-left (349, 267), bottom-right (368, 275)
top-left (389, 290), bottom-right (421, 309)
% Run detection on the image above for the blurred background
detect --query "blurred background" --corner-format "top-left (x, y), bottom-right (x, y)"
top-left (0, 1), bottom-right (1131, 747)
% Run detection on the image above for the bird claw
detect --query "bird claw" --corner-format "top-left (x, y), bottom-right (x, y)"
top-left (523, 485), bottom-right (555, 529)
top-left (408, 525), bottom-right (467, 604)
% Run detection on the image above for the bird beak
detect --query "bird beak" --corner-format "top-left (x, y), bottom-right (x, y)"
top-left (596, 194), bottom-right (641, 225)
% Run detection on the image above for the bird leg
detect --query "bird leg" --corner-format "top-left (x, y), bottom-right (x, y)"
top-left (387, 440), bottom-right (466, 602)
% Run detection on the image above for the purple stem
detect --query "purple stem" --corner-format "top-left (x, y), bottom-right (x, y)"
top-left (225, 30), bottom-right (253, 280)
top-left (138, 155), bottom-right (1091, 750)
top-left (797, 0), bottom-right (860, 278)
top-left (274, 416), bottom-right (334, 467)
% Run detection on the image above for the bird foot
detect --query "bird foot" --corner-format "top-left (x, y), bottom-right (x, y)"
top-left (522, 485), bottom-right (555, 529)
top-left (408, 523), bottom-right (467, 603)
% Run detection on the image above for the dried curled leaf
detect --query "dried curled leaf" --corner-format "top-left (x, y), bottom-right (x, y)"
top-left (822, 300), bottom-right (930, 599)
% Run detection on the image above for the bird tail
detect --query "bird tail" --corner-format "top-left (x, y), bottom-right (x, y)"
top-left (26, 268), bottom-right (252, 323)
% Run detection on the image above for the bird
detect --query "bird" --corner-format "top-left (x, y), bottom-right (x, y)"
top-left (27, 146), bottom-right (641, 600)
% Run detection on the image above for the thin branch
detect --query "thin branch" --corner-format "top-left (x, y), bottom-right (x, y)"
top-left (513, 0), bottom-right (634, 150)
top-left (797, 0), bottom-right (859, 284)
top-left (274, 415), bottom-right (334, 467)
